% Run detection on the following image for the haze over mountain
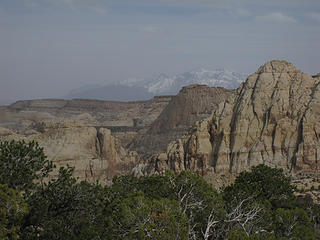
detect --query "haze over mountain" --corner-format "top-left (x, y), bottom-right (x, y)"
top-left (2, 60), bottom-right (320, 194)
top-left (66, 68), bottom-right (247, 101)
top-left (1, 1), bottom-right (319, 105)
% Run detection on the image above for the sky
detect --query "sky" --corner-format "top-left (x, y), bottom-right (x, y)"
top-left (0, 0), bottom-right (320, 105)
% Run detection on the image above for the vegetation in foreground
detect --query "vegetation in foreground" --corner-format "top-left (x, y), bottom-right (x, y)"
top-left (0, 140), bottom-right (320, 239)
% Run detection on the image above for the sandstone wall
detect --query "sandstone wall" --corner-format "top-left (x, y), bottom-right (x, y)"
top-left (138, 61), bottom-right (320, 184)
top-left (7, 96), bottom-right (172, 128)
top-left (2, 96), bottom-right (172, 147)
top-left (130, 85), bottom-right (231, 156)
top-left (0, 120), bottom-right (139, 184)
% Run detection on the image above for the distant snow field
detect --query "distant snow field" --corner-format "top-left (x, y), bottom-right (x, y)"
top-left (67, 68), bottom-right (248, 101)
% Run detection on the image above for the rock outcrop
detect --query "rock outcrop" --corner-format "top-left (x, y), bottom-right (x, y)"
top-left (7, 97), bottom-right (172, 128)
top-left (2, 60), bottom-right (319, 187)
top-left (130, 85), bottom-right (231, 156)
top-left (140, 61), bottom-right (320, 183)
top-left (1, 96), bottom-right (172, 147)
top-left (0, 120), bottom-right (139, 184)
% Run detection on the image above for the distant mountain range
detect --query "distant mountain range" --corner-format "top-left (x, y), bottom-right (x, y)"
top-left (66, 68), bottom-right (247, 101)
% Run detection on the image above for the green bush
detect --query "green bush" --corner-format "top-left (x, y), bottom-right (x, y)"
top-left (0, 184), bottom-right (28, 240)
top-left (0, 140), bottom-right (54, 192)
top-left (0, 141), bottom-right (319, 240)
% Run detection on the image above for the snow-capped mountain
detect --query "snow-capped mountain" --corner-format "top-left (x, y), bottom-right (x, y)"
top-left (66, 68), bottom-right (247, 101)
top-left (138, 68), bottom-right (247, 95)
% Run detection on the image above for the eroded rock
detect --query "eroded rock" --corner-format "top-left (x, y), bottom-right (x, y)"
top-left (130, 85), bottom-right (231, 156)
top-left (0, 120), bottom-right (140, 184)
top-left (146, 60), bottom-right (320, 182)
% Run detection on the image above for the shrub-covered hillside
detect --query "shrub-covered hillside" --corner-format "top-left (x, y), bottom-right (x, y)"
top-left (0, 140), bottom-right (319, 239)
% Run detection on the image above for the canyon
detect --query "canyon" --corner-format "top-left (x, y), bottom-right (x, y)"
top-left (136, 61), bottom-right (320, 198)
top-left (0, 96), bottom-right (171, 183)
top-left (1, 60), bottom-right (320, 197)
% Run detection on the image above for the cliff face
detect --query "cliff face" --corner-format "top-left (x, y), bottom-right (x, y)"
top-left (130, 85), bottom-right (231, 156)
top-left (7, 97), bottom-right (172, 128)
top-left (2, 96), bottom-right (172, 147)
top-left (211, 61), bottom-right (320, 174)
top-left (0, 120), bottom-right (139, 184)
top-left (2, 60), bottom-right (319, 186)
top-left (0, 96), bottom-right (173, 184)
top-left (150, 85), bottom-right (231, 133)
top-left (141, 61), bottom-right (320, 181)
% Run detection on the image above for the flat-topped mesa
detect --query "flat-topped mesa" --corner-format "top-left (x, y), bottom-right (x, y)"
top-left (145, 60), bottom-right (320, 181)
top-left (2, 97), bottom-right (172, 146)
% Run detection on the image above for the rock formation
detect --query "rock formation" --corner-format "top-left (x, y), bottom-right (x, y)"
top-left (7, 97), bottom-right (172, 127)
top-left (2, 60), bottom-right (320, 188)
top-left (130, 85), bottom-right (231, 156)
top-left (139, 60), bottom-right (320, 184)
top-left (0, 120), bottom-right (140, 184)
top-left (0, 96), bottom-right (174, 184)
top-left (1, 96), bottom-right (172, 147)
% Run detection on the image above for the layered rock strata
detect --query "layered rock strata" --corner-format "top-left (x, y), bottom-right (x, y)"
top-left (0, 120), bottom-right (139, 184)
top-left (1, 96), bottom-right (172, 147)
top-left (139, 61), bottom-right (320, 181)
top-left (130, 85), bottom-right (231, 156)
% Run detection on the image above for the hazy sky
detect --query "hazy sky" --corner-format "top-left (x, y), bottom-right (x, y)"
top-left (1, 0), bottom-right (320, 105)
